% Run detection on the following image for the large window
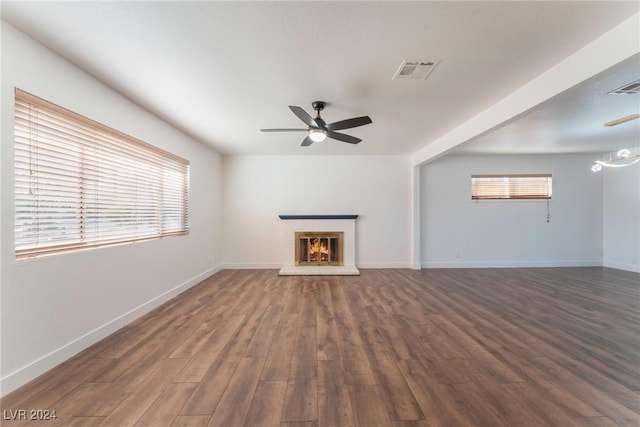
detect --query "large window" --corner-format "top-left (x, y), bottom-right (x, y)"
top-left (14, 88), bottom-right (189, 259)
top-left (471, 174), bottom-right (552, 200)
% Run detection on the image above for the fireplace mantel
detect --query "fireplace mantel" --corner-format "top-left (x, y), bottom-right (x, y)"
top-left (279, 215), bottom-right (359, 276)
top-left (279, 215), bottom-right (358, 220)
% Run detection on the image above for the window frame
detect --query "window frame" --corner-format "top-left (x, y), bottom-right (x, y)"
top-left (14, 88), bottom-right (190, 260)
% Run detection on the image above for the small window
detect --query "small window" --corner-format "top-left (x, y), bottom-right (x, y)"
top-left (14, 89), bottom-right (190, 259)
top-left (471, 174), bottom-right (552, 200)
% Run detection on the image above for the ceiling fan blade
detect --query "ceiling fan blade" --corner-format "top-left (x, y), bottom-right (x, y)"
top-left (289, 106), bottom-right (318, 127)
top-left (327, 130), bottom-right (361, 144)
top-left (604, 114), bottom-right (640, 127)
top-left (301, 136), bottom-right (314, 146)
top-left (260, 128), bottom-right (307, 132)
top-left (326, 116), bottom-right (372, 131)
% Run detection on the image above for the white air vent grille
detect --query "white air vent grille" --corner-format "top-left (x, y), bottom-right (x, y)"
top-left (608, 79), bottom-right (640, 95)
top-left (393, 59), bottom-right (439, 80)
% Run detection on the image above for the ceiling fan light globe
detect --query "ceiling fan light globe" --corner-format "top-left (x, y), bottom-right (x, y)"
top-left (308, 128), bottom-right (327, 142)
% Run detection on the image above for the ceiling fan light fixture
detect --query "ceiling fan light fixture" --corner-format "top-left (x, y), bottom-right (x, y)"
top-left (308, 128), bottom-right (327, 142)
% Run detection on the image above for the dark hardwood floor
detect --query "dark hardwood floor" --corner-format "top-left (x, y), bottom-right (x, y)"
top-left (2, 268), bottom-right (639, 426)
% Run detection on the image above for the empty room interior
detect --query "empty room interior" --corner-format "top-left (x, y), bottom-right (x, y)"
top-left (1, 2), bottom-right (640, 426)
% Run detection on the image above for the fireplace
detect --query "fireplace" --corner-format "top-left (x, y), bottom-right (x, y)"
top-left (296, 232), bottom-right (343, 266)
top-left (279, 215), bottom-right (359, 275)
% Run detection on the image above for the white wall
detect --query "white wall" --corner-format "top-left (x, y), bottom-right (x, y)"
top-left (420, 154), bottom-right (603, 267)
top-left (1, 22), bottom-right (223, 395)
top-left (222, 155), bottom-right (412, 269)
top-left (603, 163), bottom-right (640, 272)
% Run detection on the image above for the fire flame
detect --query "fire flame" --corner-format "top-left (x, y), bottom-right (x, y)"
top-left (309, 238), bottom-right (329, 255)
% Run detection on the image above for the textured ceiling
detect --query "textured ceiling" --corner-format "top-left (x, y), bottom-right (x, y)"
top-left (1, 1), bottom-right (639, 156)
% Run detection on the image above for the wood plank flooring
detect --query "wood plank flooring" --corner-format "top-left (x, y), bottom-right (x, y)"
top-left (2, 268), bottom-right (639, 426)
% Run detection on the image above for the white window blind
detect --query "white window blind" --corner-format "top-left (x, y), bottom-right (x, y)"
top-left (15, 88), bottom-right (189, 259)
top-left (471, 174), bottom-right (552, 200)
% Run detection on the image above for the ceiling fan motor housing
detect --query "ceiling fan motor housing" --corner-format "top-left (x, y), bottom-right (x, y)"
top-left (312, 101), bottom-right (326, 112)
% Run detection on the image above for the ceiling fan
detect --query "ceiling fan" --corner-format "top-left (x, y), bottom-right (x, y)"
top-left (260, 101), bottom-right (372, 146)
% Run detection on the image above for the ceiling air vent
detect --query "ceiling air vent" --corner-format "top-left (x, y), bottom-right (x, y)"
top-left (608, 79), bottom-right (640, 95)
top-left (393, 59), bottom-right (439, 80)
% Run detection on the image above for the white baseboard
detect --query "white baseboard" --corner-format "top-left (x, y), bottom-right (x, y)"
top-left (421, 260), bottom-right (602, 269)
top-left (602, 260), bottom-right (640, 273)
top-left (0, 264), bottom-right (223, 397)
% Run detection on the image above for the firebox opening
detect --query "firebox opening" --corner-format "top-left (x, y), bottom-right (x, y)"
top-left (295, 232), bottom-right (343, 266)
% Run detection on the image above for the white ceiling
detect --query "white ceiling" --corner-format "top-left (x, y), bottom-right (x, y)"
top-left (1, 1), bottom-right (639, 157)
top-left (456, 54), bottom-right (640, 155)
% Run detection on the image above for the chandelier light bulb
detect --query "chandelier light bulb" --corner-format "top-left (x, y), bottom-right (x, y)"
top-left (616, 148), bottom-right (631, 158)
top-left (591, 163), bottom-right (602, 172)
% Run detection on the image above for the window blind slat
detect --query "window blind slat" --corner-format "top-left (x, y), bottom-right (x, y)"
top-left (14, 88), bottom-right (190, 259)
